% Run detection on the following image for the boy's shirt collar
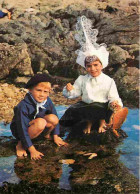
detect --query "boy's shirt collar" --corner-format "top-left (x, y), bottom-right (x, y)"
top-left (28, 92), bottom-right (47, 118)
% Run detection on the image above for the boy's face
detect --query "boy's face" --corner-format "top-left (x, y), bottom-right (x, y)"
top-left (85, 60), bottom-right (103, 77)
top-left (29, 82), bottom-right (51, 103)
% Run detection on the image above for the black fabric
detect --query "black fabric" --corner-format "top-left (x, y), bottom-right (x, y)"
top-left (25, 74), bottom-right (52, 89)
top-left (60, 101), bottom-right (113, 127)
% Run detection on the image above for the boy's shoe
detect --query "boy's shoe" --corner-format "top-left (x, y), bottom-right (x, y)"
top-left (109, 107), bottom-right (128, 130)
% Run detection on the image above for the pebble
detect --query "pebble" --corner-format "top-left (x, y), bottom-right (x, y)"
top-left (114, 184), bottom-right (122, 192)
top-left (59, 159), bottom-right (75, 164)
top-left (88, 153), bottom-right (97, 159)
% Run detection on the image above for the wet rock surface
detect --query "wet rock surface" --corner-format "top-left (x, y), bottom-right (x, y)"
top-left (0, 131), bottom-right (139, 193)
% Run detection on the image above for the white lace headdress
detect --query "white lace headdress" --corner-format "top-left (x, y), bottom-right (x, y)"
top-left (75, 16), bottom-right (109, 68)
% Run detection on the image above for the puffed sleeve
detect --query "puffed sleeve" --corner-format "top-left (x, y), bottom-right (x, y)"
top-left (108, 79), bottom-right (123, 107)
top-left (63, 75), bottom-right (83, 99)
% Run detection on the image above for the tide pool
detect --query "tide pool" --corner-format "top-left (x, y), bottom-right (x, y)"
top-left (116, 109), bottom-right (139, 179)
top-left (0, 106), bottom-right (139, 187)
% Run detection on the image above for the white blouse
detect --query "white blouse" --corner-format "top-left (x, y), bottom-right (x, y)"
top-left (63, 72), bottom-right (123, 107)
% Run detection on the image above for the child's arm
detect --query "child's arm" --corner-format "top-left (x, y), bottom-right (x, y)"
top-left (63, 75), bottom-right (83, 99)
top-left (108, 79), bottom-right (123, 107)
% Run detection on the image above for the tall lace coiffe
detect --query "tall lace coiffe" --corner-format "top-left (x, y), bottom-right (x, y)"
top-left (75, 16), bottom-right (109, 68)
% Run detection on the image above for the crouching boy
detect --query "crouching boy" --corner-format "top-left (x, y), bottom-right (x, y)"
top-left (10, 74), bottom-right (67, 160)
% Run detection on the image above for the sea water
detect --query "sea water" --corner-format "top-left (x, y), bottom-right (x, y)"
top-left (0, 106), bottom-right (139, 187)
top-left (116, 109), bottom-right (139, 179)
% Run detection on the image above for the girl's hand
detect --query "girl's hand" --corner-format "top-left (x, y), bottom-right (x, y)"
top-left (110, 100), bottom-right (118, 107)
top-left (110, 101), bottom-right (121, 112)
top-left (66, 83), bottom-right (73, 91)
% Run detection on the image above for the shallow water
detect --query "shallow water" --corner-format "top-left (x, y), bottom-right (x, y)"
top-left (59, 164), bottom-right (73, 190)
top-left (0, 106), bottom-right (139, 187)
top-left (0, 156), bottom-right (20, 186)
top-left (116, 109), bottom-right (139, 179)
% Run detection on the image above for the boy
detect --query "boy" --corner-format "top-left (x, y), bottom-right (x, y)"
top-left (10, 74), bottom-right (67, 160)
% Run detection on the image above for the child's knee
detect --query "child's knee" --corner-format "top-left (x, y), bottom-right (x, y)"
top-left (35, 118), bottom-right (47, 130)
top-left (44, 114), bottom-right (59, 127)
top-left (52, 115), bottom-right (59, 126)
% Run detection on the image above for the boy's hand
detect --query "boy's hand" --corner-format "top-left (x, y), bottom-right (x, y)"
top-left (28, 146), bottom-right (44, 160)
top-left (66, 83), bottom-right (73, 91)
top-left (54, 135), bottom-right (68, 147)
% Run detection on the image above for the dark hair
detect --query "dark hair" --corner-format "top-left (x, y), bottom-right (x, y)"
top-left (84, 55), bottom-right (101, 67)
top-left (25, 74), bottom-right (51, 89)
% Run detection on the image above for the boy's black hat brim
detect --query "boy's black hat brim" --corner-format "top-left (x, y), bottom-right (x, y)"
top-left (25, 74), bottom-right (51, 89)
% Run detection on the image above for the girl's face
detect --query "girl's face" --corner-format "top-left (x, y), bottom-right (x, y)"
top-left (29, 82), bottom-right (51, 103)
top-left (85, 60), bottom-right (103, 77)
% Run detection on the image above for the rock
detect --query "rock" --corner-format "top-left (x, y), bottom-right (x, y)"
top-left (14, 77), bottom-right (30, 84)
top-left (120, 44), bottom-right (139, 62)
top-left (89, 179), bottom-right (99, 185)
top-left (2, 87), bottom-right (15, 98)
top-left (114, 184), bottom-right (122, 192)
top-left (59, 159), bottom-right (75, 164)
top-left (98, 13), bottom-right (139, 45)
top-left (113, 66), bottom-right (139, 106)
top-left (0, 43), bottom-right (33, 79)
top-left (83, 153), bottom-right (98, 159)
top-left (0, 6), bottom-right (138, 81)
top-left (109, 45), bottom-right (130, 65)
top-left (0, 1), bottom-right (139, 108)
top-left (105, 5), bottom-right (118, 13)
top-left (0, 133), bottom-right (138, 193)
top-left (0, 83), bottom-right (26, 123)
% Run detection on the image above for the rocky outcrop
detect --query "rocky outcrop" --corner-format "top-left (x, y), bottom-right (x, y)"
top-left (0, 133), bottom-right (139, 193)
top-left (113, 66), bottom-right (139, 107)
top-left (109, 45), bottom-right (131, 66)
top-left (0, 42), bottom-right (33, 79)
top-left (0, 2), bottom-right (139, 106)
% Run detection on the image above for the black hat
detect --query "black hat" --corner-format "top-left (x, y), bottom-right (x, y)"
top-left (25, 74), bottom-right (51, 89)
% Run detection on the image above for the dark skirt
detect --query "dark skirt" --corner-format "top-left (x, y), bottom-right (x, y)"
top-left (59, 101), bottom-right (113, 127)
